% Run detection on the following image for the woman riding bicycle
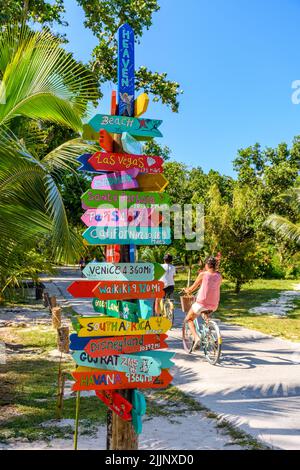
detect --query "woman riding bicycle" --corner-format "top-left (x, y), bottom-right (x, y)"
top-left (184, 256), bottom-right (222, 351)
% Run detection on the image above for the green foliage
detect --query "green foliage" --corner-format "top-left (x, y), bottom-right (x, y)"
top-left (0, 0), bottom-right (66, 27)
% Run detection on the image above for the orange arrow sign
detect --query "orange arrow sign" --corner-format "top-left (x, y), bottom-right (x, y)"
top-left (136, 173), bottom-right (169, 192)
top-left (99, 129), bottom-right (114, 152)
top-left (72, 367), bottom-right (173, 391)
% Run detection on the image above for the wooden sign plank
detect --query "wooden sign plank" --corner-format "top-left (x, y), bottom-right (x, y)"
top-left (72, 368), bottom-right (173, 391)
top-left (132, 390), bottom-right (146, 416)
top-left (82, 226), bottom-right (171, 246)
top-left (111, 91), bottom-right (118, 116)
top-left (92, 299), bottom-right (138, 323)
top-left (77, 154), bottom-right (99, 173)
top-left (137, 300), bottom-right (153, 320)
top-left (134, 93), bottom-right (149, 117)
top-left (106, 244), bottom-right (121, 263)
top-left (92, 280), bottom-right (165, 300)
top-left (91, 169), bottom-right (139, 191)
top-left (83, 262), bottom-right (165, 282)
top-left (132, 409), bottom-right (143, 434)
top-left (95, 390), bottom-right (132, 422)
top-left (121, 132), bottom-right (143, 155)
top-left (67, 280), bottom-right (100, 298)
top-left (88, 152), bottom-right (163, 174)
top-left (78, 316), bottom-right (171, 337)
top-left (75, 333), bottom-right (168, 357)
top-left (118, 24), bottom-right (135, 117)
top-left (81, 208), bottom-right (161, 228)
top-left (71, 351), bottom-right (162, 376)
top-left (135, 351), bottom-right (175, 369)
top-left (99, 129), bottom-right (114, 152)
top-left (88, 114), bottom-right (163, 139)
top-left (81, 189), bottom-right (169, 209)
top-left (136, 173), bottom-right (169, 192)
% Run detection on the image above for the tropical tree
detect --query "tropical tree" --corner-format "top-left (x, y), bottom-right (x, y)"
top-left (0, 25), bottom-right (98, 296)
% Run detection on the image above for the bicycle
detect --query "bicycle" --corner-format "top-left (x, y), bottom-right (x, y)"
top-left (156, 297), bottom-right (175, 328)
top-left (182, 311), bottom-right (222, 365)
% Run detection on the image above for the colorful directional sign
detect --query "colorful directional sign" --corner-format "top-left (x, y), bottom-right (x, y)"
top-left (92, 280), bottom-right (165, 301)
top-left (88, 152), bottom-right (163, 174)
top-left (91, 169), bottom-right (139, 191)
top-left (121, 132), bottom-right (143, 155)
top-left (136, 173), bottom-right (169, 192)
top-left (72, 368), bottom-right (173, 391)
top-left (95, 390), bottom-right (132, 422)
top-left (71, 351), bottom-right (161, 376)
top-left (71, 333), bottom-right (168, 356)
top-left (67, 280), bottom-right (100, 298)
top-left (137, 300), bottom-right (153, 320)
top-left (78, 316), bottom-right (171, 338)
top-left (91, 299), bottom-right (119, 315)
top-left (82, 227), bottom-right (171, 246)
top-left (99, 129), bottom-right (114, 152)
top-left (92, 299), bottom-right (138, 323)
top-left (131, 389), bottom-right (147, 434)
top-left (81, 208), bottom-right (161, 228)
top-left (81, 188), bottom-right (169, 209)
top-left (77, 154), bottom-right (98, 173)
top-left (88, 114), bottom-right (163, 139)
top-left (118, 24), bottom-right (135, 117)
top-left (134, 93), bottom-right (149, 118)
top-left (135, 351), bottom-right (175, 369)
top-left (83, 262), bottom-right (165, 282)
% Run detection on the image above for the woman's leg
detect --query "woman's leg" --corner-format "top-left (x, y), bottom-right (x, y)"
top-left (185, 307), bottom-right (198, 341)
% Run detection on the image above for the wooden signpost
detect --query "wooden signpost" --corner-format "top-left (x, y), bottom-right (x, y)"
top-left (88, 114), bottom-right (163, 139)
top-left (95, 390), bottom-right (132, 422)
top-left (77, 316), bottom-right (171, 338)
top-left (72, 368), bottom-right (173, 392)
top-left (71, 351), bottom-right (162, 376)
top-left (81, 188), bottom-right (169, 209)
top-left (92, 299), bottom-right (152, 320)
top-left (88, 152), bottom-right (163, 174)
top-left (82, 226), bottom-right (171, 246)
top-left (68, 333), bottom-right (168, 355)
top-left (91, 169), bottom-right (139, 191)
top-left (81, 208), bottom-right (161, 228)
top-left (118, 24), bottom-right (135, 117)
top-left (92, 280), bottom-right (165, 300)
top-left (121, 132), bottom-right (143, 155)
top-left (83, 262), bottom-right (165, 282)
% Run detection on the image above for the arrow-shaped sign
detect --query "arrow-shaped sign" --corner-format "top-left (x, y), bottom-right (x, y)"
top-left (68, 333), bottom-right (168, 355)
top-left (92, 280), bottom-right (165, 300)
top-left (121, 132), bottom-right (143, 155)
top-left (71, 351), bottom-right (162, 376)
top-left (136, 173), bottom-right (169, 192)
top-left (134, 93), bottom-right (149, 118)
top-left (95, 390), bottom-right (132, 421)
top-left (72, 368), bottom-right (173, 391)
top-left (77, 154), bottom-right (99, 173)
top-left (92, 299), bottom-right (138, 322)
top-left (91, 169), bottom-right (139, 191)
top-left (88, 152), bottom-right (163, 174)
top-left (135, 351), bottom-right (175, 369)
top-left (83, 262), bottom-right (165, 282)
top-left (81, 189), bottom-right (169, 209)
top-left (67, 280), bottom-right (100, 298)
top-left (99, 129), bottom-right (114, 152)
top-left (81, 208), bottom-right (161, 228)
top-left (88, 114), bottom-right (163, 139)
top-left (78, 316), bottom-right (171, 337)
top-left (82, 226), bottom-right (171, 246)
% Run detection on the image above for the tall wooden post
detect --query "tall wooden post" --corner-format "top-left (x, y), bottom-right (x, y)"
top-left (106, 23), bottom-right (138, 450)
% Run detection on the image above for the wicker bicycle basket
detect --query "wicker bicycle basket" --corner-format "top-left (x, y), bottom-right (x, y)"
top-left (180, 295), bottom-right (195, 314)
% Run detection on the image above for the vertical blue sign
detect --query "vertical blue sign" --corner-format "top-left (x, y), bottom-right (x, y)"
top-left (118, 24), bottom-right (135, 117)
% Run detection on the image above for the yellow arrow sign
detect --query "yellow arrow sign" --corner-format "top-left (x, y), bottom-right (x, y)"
top-left (134, 93), bottom-right (149, 117)
top-left (136, 173), bottom-right (169, 192)
top-left (78, 316), bottom-right (171, 337)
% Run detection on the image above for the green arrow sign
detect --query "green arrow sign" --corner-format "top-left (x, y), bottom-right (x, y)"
top-left (81, 189), bottom-right (169, 209)
top-left (92, 299), bottom-right (138, 323)
top-left (88, 114), bottom-right (163, 139)
top-left (83, 262), bottom-right (165, 282)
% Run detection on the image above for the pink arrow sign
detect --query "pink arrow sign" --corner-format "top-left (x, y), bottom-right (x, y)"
top-left (91, 169), bottom-right (139, 191)
top-left (81, 208), bottom-right (161, 227)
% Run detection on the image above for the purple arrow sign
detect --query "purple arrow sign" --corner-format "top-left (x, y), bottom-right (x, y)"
top-left (91, 169), bottom-right (139, 191)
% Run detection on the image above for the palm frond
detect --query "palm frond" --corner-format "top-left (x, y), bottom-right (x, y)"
top-left (264, 214), bottom-right (300, 245)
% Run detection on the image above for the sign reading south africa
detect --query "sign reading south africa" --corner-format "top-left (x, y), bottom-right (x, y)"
top-left (77, 316), bottom-right (171, 337)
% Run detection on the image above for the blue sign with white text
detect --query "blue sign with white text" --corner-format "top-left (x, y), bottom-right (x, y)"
top-left (118, 24), bottom-right (135, 117)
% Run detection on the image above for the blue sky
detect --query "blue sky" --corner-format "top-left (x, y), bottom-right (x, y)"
top-left (55, 0), bottom-right (300, 176)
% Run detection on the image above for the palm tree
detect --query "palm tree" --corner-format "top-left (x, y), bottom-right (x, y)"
top-left (265, 188), bottom-right (300, 245)
top-left (0, 25), bottom-right (99, 295)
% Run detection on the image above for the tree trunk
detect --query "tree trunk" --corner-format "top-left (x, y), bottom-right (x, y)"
top-left (234, 279), bottom-right (242, 294)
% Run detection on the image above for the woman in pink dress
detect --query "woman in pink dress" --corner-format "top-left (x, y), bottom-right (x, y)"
top-left (184, 256), bottom-right (222, 350)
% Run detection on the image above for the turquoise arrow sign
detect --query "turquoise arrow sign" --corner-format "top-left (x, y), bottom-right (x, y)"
top-left (82, 226), bottom-right (171, 246)
top-left (135, 351), bottom-right (175, 369)
top-left (81, 188), bottom-right (170, 209)
top-left (121, 132), bottom-right (143, 155)
top-left (83, 262), bottom-right (166, 282)
top-left (88, 114), bottom-right (163, 139)
top-left (71, 351), bottom-right (161, 377)
top-left (137, 299), bottom-right (152, 320)
top-left (132, 389), bottom-right (146, 416)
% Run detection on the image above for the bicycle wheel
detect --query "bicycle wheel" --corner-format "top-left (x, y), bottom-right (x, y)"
top-left (182, 320), bottom-right (195, 353)
top-left (202, 320), bottom-right (222, 365)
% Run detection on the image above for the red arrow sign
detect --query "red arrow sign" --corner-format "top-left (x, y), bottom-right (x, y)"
top-left (67, 280), bottom-right (100, 298)
top-left (93, 280), bottom-right (164, 300)
top-left (88, 152), bottom-right (163, 174)
top-left (99, 130), bottom-right (114, 152)
top-left (72, 368), bottom-right (173, 391)
top-left (85, 334), bottom-right (168, 358)
top-left (95, 390), bottom-right (132, 421)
